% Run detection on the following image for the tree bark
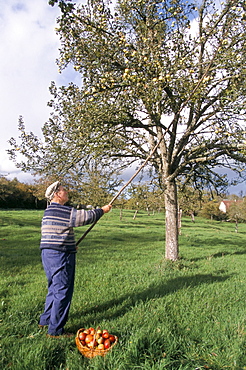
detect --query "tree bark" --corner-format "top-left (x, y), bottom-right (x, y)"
top-left (164, 180), bottom-right (179, 261)
top-left (178, 208), bottom-right (182, 235)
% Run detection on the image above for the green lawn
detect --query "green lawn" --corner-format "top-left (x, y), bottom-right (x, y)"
top-left (0, 209), bottom-right (245, 369)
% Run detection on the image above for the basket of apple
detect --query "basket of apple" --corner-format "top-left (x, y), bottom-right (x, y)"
top-left (75, 327), bottom-right (118, 358)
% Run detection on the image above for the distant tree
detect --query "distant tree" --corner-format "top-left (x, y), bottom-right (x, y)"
top-left (112, 194), bottom-right (128, 220)
top-left (178, 185), bottom-right (202, 222)
top-left (67, 160), bottom-right (123, 207)
top-left (32, 161), bottom-right (122, 208)
top-left (239, 190), bottom-right (244, 198)
top-left (32, 176), bottom-right (60, 207)
top-left (0, 176), bottom-right (12, 207)
top-left (126, 179), bottom-right (165, 214)
top-left (0, 176), bottom-right (44, 209)
top-left (127, 182), bottom-right (149, 214)
top-left (227, 199), bottom-right (246, 232)
top-left (200, 200), bottom-right (226, 221)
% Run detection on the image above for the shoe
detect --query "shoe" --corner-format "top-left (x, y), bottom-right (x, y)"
top-left (38, 325), bottom-right (47, 329)
top-left (46, 333), bottom-right (74, 338)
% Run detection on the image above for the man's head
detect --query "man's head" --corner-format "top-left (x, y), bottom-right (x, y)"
top-left (45, 181), bottom-right (68, 205)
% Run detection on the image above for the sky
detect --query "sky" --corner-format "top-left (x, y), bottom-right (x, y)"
top-left (0, 0), bottom-right (81, 181)
top-left (0, 0), bottom-right (244, 195)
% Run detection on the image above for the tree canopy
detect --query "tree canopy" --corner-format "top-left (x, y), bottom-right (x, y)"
top-left (8, 0), bottom-right (246, 260)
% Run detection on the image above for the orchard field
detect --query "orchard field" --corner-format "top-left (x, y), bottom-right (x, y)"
top-left (0, 209), bottom-right (245, 369)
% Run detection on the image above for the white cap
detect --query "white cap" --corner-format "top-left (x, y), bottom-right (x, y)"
top-left (45, 181), bottom-right (61, 200)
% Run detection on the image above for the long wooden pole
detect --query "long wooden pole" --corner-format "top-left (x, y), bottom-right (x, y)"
top-left (76, 136), bottom-right (163, 246)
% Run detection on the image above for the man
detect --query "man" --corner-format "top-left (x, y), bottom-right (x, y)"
top-left (39, 181), bottom-right (112, 338)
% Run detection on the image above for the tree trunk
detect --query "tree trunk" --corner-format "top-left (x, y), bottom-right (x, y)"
top-left (235, 216), bottom-right (238, 233)
top-left (190, 211), bottom-right (195, 222)
top-left (164, 180), bottom-right (179, 261)
top-left (178, 208), bottom-right (182, 235)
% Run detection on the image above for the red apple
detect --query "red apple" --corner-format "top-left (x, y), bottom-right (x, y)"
top-left (89, 327), bottom-right (95, 335)
top-left (102, 331), bottom-right (109, 339)
top-left (85, 334), bottom-right (93, 344)
top-left (104, 339), bottom-right (111, 349)
top-left (83, 329), bottom-right (90, 334)
top-left (109, 335), bottom-right (116, 343)
top-left (79, 332), bottom-right (87, 341)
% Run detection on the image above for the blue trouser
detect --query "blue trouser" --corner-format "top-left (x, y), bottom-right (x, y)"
top-left (39, 249), bottom-right (76, 335)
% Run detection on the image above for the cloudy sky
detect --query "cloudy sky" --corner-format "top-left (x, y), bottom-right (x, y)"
top-left (0, 0), bottom-right (244, 194)
top-left (0, 0), bottom-right (81, 181)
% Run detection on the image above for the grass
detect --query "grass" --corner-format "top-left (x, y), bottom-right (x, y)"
top-left (0, 209), bottom-right (245, 369)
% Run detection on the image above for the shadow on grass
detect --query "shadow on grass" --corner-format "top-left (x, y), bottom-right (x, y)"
top-left (186, 237), bottom-right (246, 261)
top-left (69, 273), bottom-right (232, 331)
top-left (0, 243), bottom-right (42, 274)
top-left (206, 249), bottom-right (246, 259)
top-left (43, 342), bottom-right (67, 370)
top-left (0, 213), bottom-right (42, 228)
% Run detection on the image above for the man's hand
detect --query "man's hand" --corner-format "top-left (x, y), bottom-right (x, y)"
top-left (102, 204), bottom-right (112, 213)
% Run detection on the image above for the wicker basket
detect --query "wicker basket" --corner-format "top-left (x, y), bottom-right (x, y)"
top-left (75, 328), bottom-right (118, 358)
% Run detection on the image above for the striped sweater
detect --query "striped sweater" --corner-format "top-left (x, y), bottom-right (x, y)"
top-left (40, 203), bottom-right (104, 252)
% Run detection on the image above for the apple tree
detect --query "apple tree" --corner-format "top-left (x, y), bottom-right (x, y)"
top-left (8, 0), bottom-right (246, 260)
